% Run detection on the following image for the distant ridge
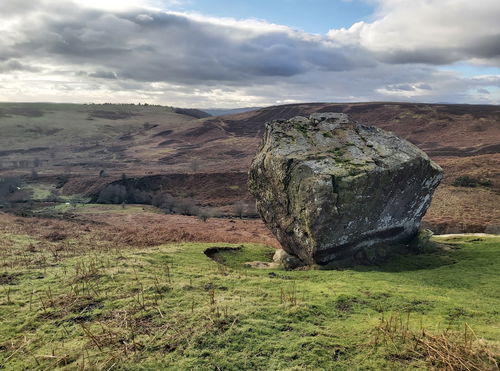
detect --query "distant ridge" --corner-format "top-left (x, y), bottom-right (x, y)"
top-left (173, 107), bottom-right (211, 119)
top-left (203, 107), bottom-right (263, 117)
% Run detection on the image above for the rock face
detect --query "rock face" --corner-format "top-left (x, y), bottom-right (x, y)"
top-left (248, 113), bottom-right (443, 265)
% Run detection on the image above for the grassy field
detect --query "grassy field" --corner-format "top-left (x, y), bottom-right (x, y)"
top-left (0, 102), bottom-right (202, 177)
top-left (1, 101), bottom-right (499, 369)
top-left (0, 212), bottom-right (498, 370)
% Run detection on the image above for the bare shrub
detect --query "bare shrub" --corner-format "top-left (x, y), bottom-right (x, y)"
top-left (55, 175), bottom-right (69, 188)
top-left (126, 188), bottom-right (151, 204)
top-left (0, 177), bottom-right (21, 205)
top-left (233, 201), bottom-right (246, 218)
top-left (197, 208), bottom-right (210, 222)
top-left (173, 199), bottom-right (198, 216)
top-left (152, 193), bottom-right (176, 213)
top-left (97, 185), bottom-right (127, 204)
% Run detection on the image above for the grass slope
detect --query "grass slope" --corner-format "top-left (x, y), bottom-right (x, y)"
top-left (0, 221), bottom-right (499, 370)
top-left (1, 102), bottom-right (499, 232)
top-left (0, 102), bottom-right (201, 176)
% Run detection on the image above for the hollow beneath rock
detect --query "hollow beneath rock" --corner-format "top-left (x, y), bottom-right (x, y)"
top-left (203, 246), bottom-right (242, 264)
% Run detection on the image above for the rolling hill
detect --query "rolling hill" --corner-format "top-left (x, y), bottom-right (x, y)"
top-left (0, 101), bottom-right (498, 233)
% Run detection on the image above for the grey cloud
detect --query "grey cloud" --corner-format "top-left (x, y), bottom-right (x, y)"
top-left (89, 70), bottom-right (118, 79)
top-left (385, 84), bottom-right (415, 92)
top-left (415, 83), bottom-right (432, 90)
top-left (7, 5), bottom-right (371, 85)
top-left (466, 35), bottom-right (500, 59)
top-left (376, 49), bottom-right (462, 65)
top-left (1, 0), bottom-right (499, 106)
top-left (0, 59), bottom-right (40, 73)
top-left (0, 0), bottom-right (45, 15)
top-left (329, 0), bottom-right (500, 67)
top-left (376, 39), bottom-right (500, 66)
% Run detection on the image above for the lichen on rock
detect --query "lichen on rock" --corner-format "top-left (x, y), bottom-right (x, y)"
top-left (248, 112), bottom-right (443, 266)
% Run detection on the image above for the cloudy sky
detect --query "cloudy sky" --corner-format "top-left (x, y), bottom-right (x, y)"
top-left (1, 0), bottom-right (499, 108)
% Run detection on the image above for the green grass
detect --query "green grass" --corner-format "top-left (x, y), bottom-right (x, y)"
top-left (25, 183), bottom-right (55, 201)
top-left (0, 232), bottom-right (499, 370)
top-left (48, 203), bottom-right (150, 214)
top-left (28, 203), bottom-right (159, 218)
top-left (0, 102), bottom-right (201, 177)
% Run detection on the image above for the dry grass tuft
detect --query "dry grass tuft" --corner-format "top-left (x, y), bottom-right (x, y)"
top-left (372, 313), bottom-right (499, 370)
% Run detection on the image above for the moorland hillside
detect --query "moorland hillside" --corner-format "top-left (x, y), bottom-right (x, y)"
top-left (0, 101), bottom-right (498, 233)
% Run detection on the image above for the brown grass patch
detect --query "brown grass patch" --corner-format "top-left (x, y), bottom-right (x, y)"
top-left (373, 313), bottom-right (499, 370)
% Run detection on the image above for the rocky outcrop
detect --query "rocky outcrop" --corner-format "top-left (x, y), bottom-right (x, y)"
top-left (248, 113), bottom-right (443, 266)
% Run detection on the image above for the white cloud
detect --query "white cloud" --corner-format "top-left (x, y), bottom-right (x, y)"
top-left (329, 0), bottom-right (500, 65)
top-left (0, 0), bottom-right (499, 106)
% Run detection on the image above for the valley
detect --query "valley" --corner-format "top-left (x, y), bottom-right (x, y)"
top-left (0, 102), bottom-right (499, 233)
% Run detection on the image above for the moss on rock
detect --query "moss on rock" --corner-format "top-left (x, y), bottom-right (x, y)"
top-left (248, 113), bottom-right (443, 266)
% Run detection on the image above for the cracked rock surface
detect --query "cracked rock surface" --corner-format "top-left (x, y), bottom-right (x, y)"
top-left (248, 113), bottom-right (443, 265)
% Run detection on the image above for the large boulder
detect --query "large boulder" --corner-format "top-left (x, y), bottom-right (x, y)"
top-left (248, 113), bottom-right (443, 266)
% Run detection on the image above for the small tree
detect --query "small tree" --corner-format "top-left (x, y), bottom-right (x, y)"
top-left (0, 177), bottom-right (21, 205)
top-left (173, 199), bottom-right (198, 215)
top-left (233, 201), bottom-right (246, 218)
top-left (55, 175), bottom-right (69, 188)
top-left (97, 185), bottom-right (127, 204)
top-left (127, 188), bottom-right (151, 204)
top-left (152, 192), bottom-right (176, 213)
top-left (452, 175), bottom-right (492, 188)
top-left (197, 208), bottom-right (209, 222)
